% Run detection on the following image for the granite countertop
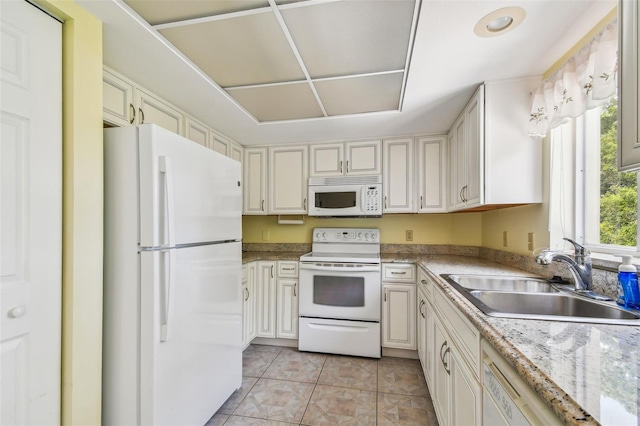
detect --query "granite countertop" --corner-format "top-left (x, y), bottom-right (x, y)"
top-left (243, 251), bottom-right (639, 425)
top-left (408, 255), bottom-right (639, 426)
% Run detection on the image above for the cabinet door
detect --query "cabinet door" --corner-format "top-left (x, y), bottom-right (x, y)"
top-left (229, 142), bottom-right (243, 163)
top-left (242, 263), bottom-right (257, 347)
top-left (464, 87), bottom-right (484, 207)
top-left (453, 115), bottom-right (466, 210)
top-left (256, 262), bottom-right (276, 338)
top-left (383, 138), bottom-right (414, 213)
top-left (103, 68), bottom-right (134, 126)
top-left (619, 0), bottom-right (640, 171)
top-left (184, 117), bottom-right (209, 147)
top-left (417, 288), bottom-right (428, 377)
top-left (345, 140), bottom-right (382, 175)
top-left (211, 131), bottom-right (230, 156)
top-left (447, 129), bottom-right (457, 210)
top-left (309, 143), bottom-right (344, 176)
top-left (135, 88), bottom-right (184, 135)
top-left (243, 147), bottom-right (268, 215)
top-left (268, 145), bottom-right (308, 214)
top-left (416, 135), bottom-right (447, 213)
top-left (451, 349), bottom-right (481, 426)
top-left (276, 278), bottom-right (298, 339)
top-left (382, 284), bottom-right (416, 349)
top-left (432, 316), bottom-right (450, 426)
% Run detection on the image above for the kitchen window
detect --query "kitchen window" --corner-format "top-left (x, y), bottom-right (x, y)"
top-left (550, 98), bottom-right (640, 256)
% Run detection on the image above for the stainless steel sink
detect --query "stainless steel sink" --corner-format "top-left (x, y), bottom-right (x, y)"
top-left (441, 274), bottom-right (640, 325)
top-left (445, 274), bottom-right (559, 293)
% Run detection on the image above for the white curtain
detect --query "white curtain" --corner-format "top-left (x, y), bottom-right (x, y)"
top-left (528, 20), bottom-right (618, 138)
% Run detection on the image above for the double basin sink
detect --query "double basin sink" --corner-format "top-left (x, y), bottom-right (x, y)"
top-left (441, 274), bottom-right (640, 325)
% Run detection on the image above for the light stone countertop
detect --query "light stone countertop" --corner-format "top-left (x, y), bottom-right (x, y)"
top-left (244, 251), bottom-right (639, 425)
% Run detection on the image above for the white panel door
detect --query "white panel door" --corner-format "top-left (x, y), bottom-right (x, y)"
top-left (268, 145), bottom-right (308, 214)
top-left (1, 1), bottom-right (62, 424)
top-left (381, 283), bottom-right (416, 349)
top-left (243, 147), bottom-right (268, 215)
top-left (345, 140), bottom-right (382, 175)
top-left (135, 87), bottom-right (184, 135)
top-left (383, 137), bottom-right (414, 213)
top-left (276, 278), bottom-right (298, 339)
top-left (416, 135), bottom-right (447, 212)
top-left (229, 142), bottom-right (243, 163)
top-left (309, 143), bottom-right (344, 176)
top-left (256, 262), bottom-right (276, 338)
top-left (211, 132), bottom-right (230, 156)
top-left (184, 117), bottom-right (209, 147)
top-left (103, 68), bottom-right (134, 126)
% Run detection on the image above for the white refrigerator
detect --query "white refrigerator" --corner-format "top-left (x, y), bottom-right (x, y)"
top-left (102, 124), bottom-right (242, 425)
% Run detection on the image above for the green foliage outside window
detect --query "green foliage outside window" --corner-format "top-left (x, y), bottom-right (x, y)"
top-left (599, 99), bottom-right (637, 246)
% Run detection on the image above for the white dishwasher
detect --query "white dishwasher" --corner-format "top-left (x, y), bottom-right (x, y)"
top-left (481, 340), bottom-right (562, 426)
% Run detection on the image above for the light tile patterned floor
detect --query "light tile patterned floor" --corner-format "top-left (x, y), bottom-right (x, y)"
top-left (206, 345), bottom-right (439, 426)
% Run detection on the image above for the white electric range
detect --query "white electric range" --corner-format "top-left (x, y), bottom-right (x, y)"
top-left (298, 228), bottom-right (381, 358)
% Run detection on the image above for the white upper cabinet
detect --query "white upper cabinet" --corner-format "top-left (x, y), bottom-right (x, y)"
top-left (309, 140), bottom-right (381, 177)
top-left (229, 142), bottom-right (243, 163)
top-left (243, 147), bottom-right (268, 215)
top-left (416, 135), bottom-right (447, 213)
top-left (103, 68), bottom-right (134, 127)
top-left (619, 0), bottom-right (640, 171)
top-left (135, 87), bottom-right (184, 135)
top-left (383, 137), bottom-right (414, 213)
top-left (448, 77), bottom-right (542, 212)
top-left (184, 117), bottom-right (209, 147)
top-left (268, 145), bottom-right (309, 215)
top-left (211, 131), bottom-right (230, 156)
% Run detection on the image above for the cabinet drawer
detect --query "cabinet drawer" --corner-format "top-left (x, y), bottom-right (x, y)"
top-left (278, 261), bottom-right (298, 277)
top-left (382, 264), bottom-right (416, 282)
top-left (434, 286), bottom-right (480, 378)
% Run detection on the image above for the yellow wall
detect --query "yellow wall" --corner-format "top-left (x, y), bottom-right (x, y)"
top-left (34, 1), bottom-right (104, 424)
top-left (242, 213), bottom-right (482, 246)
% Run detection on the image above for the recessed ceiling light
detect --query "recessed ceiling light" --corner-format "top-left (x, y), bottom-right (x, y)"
top-left (474, 7), bottom-right (525, 38)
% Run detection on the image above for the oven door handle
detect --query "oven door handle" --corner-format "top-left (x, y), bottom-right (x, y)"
top-left (299, 264), bottom-right (381, 273)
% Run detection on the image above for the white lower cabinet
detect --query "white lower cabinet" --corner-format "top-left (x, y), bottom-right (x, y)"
top-left (242, 263), bottom-right (257, 349)
top-left (276, 261), bottom-right (299, 339)
top-left (381, 264), bottom-right (416, 350)
top-left (256, 261), bottom-right (277, 338)
top-left (417, 277), bottom-right (433, 388)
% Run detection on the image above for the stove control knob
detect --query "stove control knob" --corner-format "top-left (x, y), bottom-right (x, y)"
top-left (315, 232), bottom-right (321, 238)
top-left (358, 232), bottom-right (363, 239)
top-left (322, 232), bottom-right (327, 239)
top-left (365, 233), bottom-right (370, 239)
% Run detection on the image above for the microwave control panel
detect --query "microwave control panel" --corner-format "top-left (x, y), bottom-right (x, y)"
top-left (365, 185), bottom-right (381, 214)
top-left (313, 228), bottom-right (380, 243)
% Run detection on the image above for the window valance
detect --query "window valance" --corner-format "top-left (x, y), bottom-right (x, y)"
top-left (528, 20), bottom-right (618, 138)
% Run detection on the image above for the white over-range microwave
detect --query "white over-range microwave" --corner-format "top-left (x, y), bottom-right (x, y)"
top-left (307, 175), bottom-right (382, 217)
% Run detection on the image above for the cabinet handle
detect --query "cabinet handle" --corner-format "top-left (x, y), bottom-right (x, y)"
top-left (421, 279), bottom-right (427, 285)
top-left (443, 347), bottom-right (451, 375)
top-left (139, 108), bottom-right (145, 124)
top-left (459, 186), bottom-right (464, 203)
top-left (282, 267), bottom-right (295, 271)
top-left (346, 160), bottom-right (349, 173)
top-left (419, 300), bottom-right (425, 318)
top-left (420, 195), bottom-right (423, 209)
top-left (271, 265), bottom-right (274, 278)
top-left (340, 160), bottom-right (343, 173)
top-left (391, 271), bottom-right (406, 275)
top-left (294, 283), bottom-right (297, 297)
top-left (439, 340), bottom-right (448, 364)
top-left (462, 185), bottom-right (468, 202)
top-left (261, 200), bottom-right (265, 211)
top-left (304, 198), bottom-right (307, 210)
top-left (384, 196), bottom-right (387, 209)
top-left (244, 287), bottom-right (249, 301)
top-left (384, 289), bottom-right (387, 302)
top-left (129, 103), bottom-right (135, 124)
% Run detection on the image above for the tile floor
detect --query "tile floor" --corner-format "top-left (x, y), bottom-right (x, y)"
top-left (206, 345), bottom-right (439, 426)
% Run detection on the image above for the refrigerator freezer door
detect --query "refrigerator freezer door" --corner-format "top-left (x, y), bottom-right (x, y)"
top-left (139, 241), bottom-right (242, 425)
top-left (137, 124), bottom-right (242, 248)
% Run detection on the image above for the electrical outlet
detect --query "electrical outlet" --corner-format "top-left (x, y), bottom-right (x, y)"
top-left (262, 230), bottom-right (269, 241)
top-left (528, 232), bottom-right (534, 251)
top-left (503, 231), bottom-right (508, 247)
top-left (406, 230), bottom-right (413, 241)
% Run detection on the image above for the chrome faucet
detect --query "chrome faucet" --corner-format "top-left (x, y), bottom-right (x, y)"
top-left (535, 238), bottom-right (592, 291)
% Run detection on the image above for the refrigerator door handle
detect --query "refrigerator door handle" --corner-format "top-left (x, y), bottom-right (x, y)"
top-left (159, 156), bottom-right (175, 247)
top-left (160, 248), bottom-right (175, 342)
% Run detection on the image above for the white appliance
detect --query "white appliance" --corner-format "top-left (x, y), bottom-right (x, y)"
top-left (298, 228), bottom-right (381, 358)
top-left (307, 175), bottom-right (382, 217)
top-left (102, 124), bottom-right (242, 425)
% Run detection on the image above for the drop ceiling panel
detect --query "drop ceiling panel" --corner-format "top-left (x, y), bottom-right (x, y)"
top-left (227, 83), bottom-right (324, 122)
top-left (281, 0), bottom-right (415, 78)
top-left (315, 73), bottom-right (404, 116)
top-left (159, 13), bottom-right (305, 87)
top-left (124, 0), bottom-right (269, 25)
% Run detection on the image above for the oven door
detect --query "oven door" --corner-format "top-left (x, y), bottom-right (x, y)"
top-left (308, 184), bottom-right (365, 217)
top-left (299, 262), bottom-right (381, 321)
